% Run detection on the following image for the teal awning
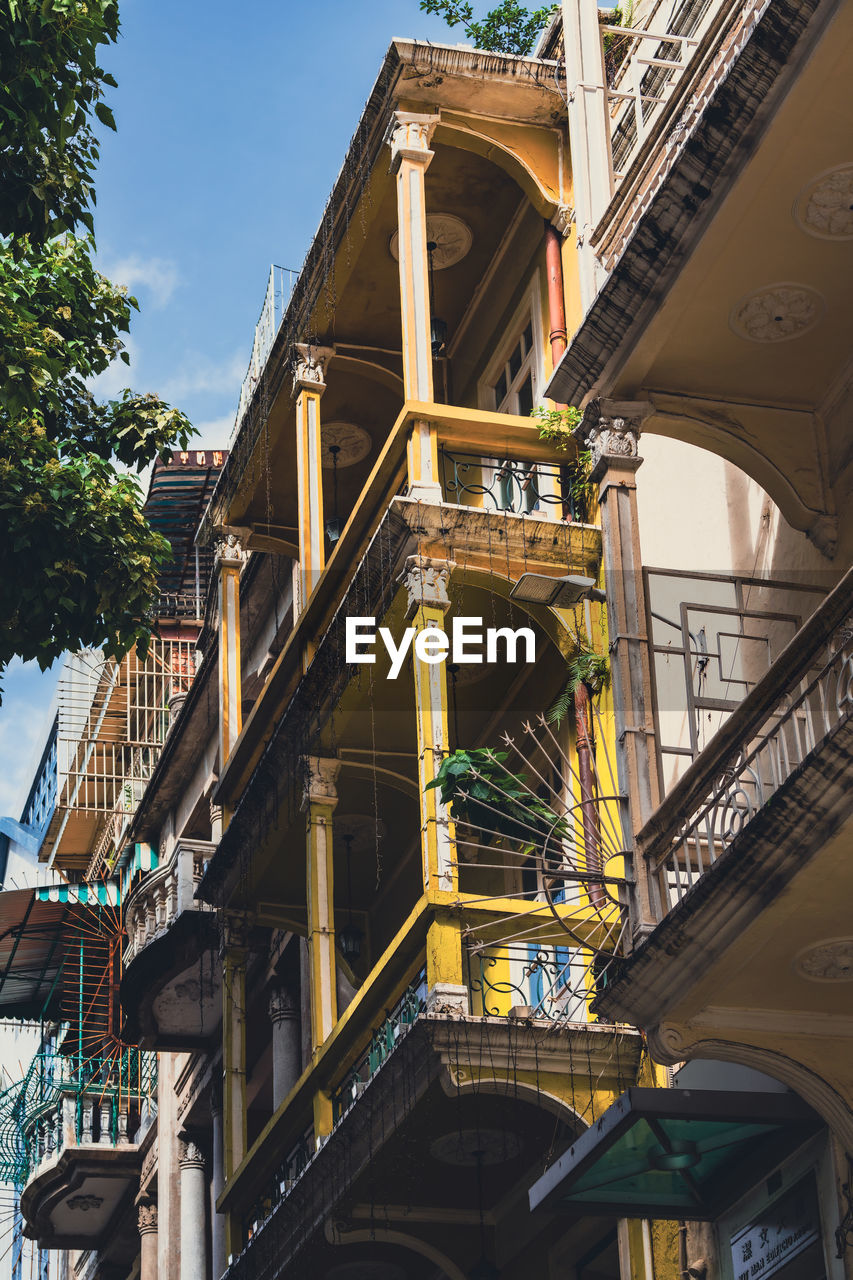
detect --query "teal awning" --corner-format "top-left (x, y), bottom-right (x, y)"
top-left (35, 880), bottom-right (120, 906)
top-left (528, 1088), bottom-right (821, 1221)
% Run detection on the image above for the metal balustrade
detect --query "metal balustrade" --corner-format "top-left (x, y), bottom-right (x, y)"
top-left (242, 1126), bottom-right (314, 1245)
top-left (594, 0), bottom-right (773, 273)
top-left (639, 570), bottom-right (853, 915)
top-left (0, 1050), bottom-right (157, 1189)
top-left (439, 450), bottom-right (590, 522)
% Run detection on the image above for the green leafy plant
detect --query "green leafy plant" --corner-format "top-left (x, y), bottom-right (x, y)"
top-left (603, 1), bottom-right (636, 84)
top-left (0, 0), bottom-right (119, 244)
top-left (427, 748), bottom-right (566, 848)
top-left (419, 0), bottom-right (557, 56)
top-left (0, 2), bottom-right (195, 696)
top-left (546, 633), bottom-right (610, 727)
top-left (533, 404), bottom-right (582, 450)
top-left (532, 405), bottom-right (595, 520)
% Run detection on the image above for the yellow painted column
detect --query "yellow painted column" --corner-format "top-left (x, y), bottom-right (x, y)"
top-left (388, 110), bottom-right (442, 504)
top-left (403, 556), bottom-right (468, 1015)
top-left (304, 756), bottom-right (341, 1138)
top-left (293, 343), bottom-right (334, 616)
top-left (220, 911), bottom-right (251, 1261)
top-left (215, 532), bottom-right (246, 771)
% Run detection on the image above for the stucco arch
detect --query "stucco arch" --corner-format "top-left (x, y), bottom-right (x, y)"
top-left (437, 1067), bottom-right (589, 1136)
top-left (325, 1220), bottom-right (468, 1280)
top-left (434, 117), bottom-right (565, 219)
top-left (644, 394), bottom-right (838, 557)
top-left (647, 1026), bottom-right (853, 1151)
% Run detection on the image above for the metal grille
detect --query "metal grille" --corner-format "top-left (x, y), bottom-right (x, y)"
top-left (56, 638), bottom-right (199, 816)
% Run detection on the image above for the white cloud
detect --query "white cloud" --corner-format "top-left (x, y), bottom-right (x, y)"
top-left (192, 414), bottom-right (236, 451)
top-left (161, 348), bottom-right (248, 401)
top-left (100, 253), bottom-right (180, 308)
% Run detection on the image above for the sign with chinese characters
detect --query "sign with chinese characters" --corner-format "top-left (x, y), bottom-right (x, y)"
top-left (168, 449), bottom-right (227, 468)
top-left (730, 1175), bottom-right (823, 1279)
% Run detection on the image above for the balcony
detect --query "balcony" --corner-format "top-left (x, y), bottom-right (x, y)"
top-left (224, 928), bottom-right (641, 1280)
top-left (17, 1051), bottom-right (155, 1249)
top-left (636, 567), bottom-right (852, 920)
top-left (121, 838), bottom-right (219, 1048)
top-left (592, 568), bottom-right (853, 1095)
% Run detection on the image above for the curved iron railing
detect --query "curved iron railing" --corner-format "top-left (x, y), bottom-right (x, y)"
top-left (439, 451), bottom-right (590, 523)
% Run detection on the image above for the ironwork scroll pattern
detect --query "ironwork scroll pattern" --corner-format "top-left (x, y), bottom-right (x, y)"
top-left (439, 451), bottom-right (587, 521)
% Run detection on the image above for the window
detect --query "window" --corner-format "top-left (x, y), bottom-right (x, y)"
top-left (491, 320), bottom-right (538, 417)
top-left (490, 315), bottom-right (542, 514)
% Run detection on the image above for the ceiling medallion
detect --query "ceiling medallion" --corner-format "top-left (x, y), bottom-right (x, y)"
top-left (729, 283), bottom-right (825, 343)
top-left (389, 213), bottom-right (473, 269)
top-left (321, 422), bottom-right (372, 468)
top-left (794, 163), bottom-right (853, 241)
top-left (430, 1128), bottom-right (522, 1166)
top-left (794, 937), bottom-right (853, 983)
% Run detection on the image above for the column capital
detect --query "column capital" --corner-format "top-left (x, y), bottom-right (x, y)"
top-left (214, 529), bottom-right (248, 571)
top-left (400, 555), bottom-right (454, 618)
top-left (292, 343), bottom-right (334, 396)
top-left (221, 909), bottom-right (254, 956)
top-left (178, 1135), bottom-right (206, 1171)
top-left (551, 203), bottom-right (574, 238)
top-left (268, 983), bottom-right (299, 1025)
top-left (387, 111), bottom-right (439, 174)
top-left (574, 399), bottom-right (653, 481)
top-left (137, 1199), bottom-right (158, 1236)
top-left (303, 756), bottom-right (341, 810)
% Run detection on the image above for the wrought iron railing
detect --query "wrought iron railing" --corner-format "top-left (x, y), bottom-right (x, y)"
top-left (595, 0), bottom-right (773, 272)
top-left (242, 1125), bottom-right (314, 1244)
top-left (330, 970), bottom-right (427, 1125)
top-left (0, 1049), bottom-right (157, 1189)
top-left (640, 570), bottom-right (853, 915)
top-left (439, 450), bottom-right (590, 522)
top-left (233, 265), bottom-right (298, 443)
top-left (466, 944), bottom-right (596, 1024)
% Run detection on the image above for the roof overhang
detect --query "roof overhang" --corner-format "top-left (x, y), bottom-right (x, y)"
top-left (529, 1087), bottom-right (821, 1221)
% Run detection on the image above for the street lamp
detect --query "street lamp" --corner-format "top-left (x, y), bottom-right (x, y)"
top-left (509, 573), bottom-right (606, 608)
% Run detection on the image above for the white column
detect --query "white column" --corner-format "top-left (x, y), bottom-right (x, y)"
top-left (210, 1096), bottom-right (226, 1280)
top-left (388, 110), bottom-right (443, 505)
top-left (293, 343), bottom-right (334, 615)
top-left (138, 1200), bottom-right (158, 1280)
top-left (179, 1136), bottom-right (207, 1280)
top-left (269, 984), bottom-right (301, 1110)
top-left (563, 0), bottom-right (614, 308)
top-left (215, 532), bottom-right (247, 768)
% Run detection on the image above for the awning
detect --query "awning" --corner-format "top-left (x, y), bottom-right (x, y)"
top-left (0, 880), bottom-right (121, 1021)
top-left (528, 1088), bottom-right (821, 1222)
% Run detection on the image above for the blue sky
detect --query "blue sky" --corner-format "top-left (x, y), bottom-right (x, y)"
top-left (0, 0), bottom-right (455, 817)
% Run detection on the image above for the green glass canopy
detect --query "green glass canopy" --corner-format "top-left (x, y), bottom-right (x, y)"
top-left (529, 1088), bottom-right (821, 1221)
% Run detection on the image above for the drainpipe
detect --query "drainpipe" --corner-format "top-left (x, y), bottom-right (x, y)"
top-left (544, 220), bottom-right (604, 907)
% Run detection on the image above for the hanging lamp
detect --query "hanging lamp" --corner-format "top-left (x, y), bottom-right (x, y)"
top-left (338, 833), bottom-right (362, 962)
top-left (427, 241), bottom-right (448, 357)
top-left (325, 443), bottom-right (342, 544)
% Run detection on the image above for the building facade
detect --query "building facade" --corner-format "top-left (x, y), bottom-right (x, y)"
top-left (0, 1), bottom-right (851, 1278)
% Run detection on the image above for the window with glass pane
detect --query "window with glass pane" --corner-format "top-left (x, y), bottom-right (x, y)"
top-left (489, 315), bottom-right (542, 513)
